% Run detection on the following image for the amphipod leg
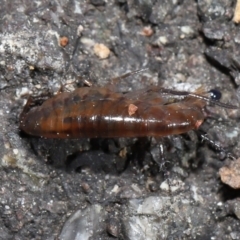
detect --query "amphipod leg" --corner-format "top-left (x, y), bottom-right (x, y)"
top-left (200, 133), bottom-right (236, 160)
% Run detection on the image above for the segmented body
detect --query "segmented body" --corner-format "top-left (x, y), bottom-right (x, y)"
top-left (19, 86), bottom-right (209, 138)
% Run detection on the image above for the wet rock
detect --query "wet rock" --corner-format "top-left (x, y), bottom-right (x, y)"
top-left (202, 22), bottom-right (229, 41)
top-left (121, 194), bottom-right (216, 239)
top-left (149, 0), bottom-right (174, 24)
top-left (59, 204), bottom-right (105, 240)
top-left (225, 198), bottom-right (240, 220)
top-left (106, 217), bottom-right (119, 238)
top-left (0, 30), bottom-right (67, 73)
top-left (205, 47), bottom-right (232, 70)
top-left (197, 0), bottom-right (232, 22)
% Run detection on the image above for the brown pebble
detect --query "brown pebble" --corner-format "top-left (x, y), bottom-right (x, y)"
top-left (233, 0), bottom-right (240, 23)
top-left (107, 217), bottom-right (119, 237)
top-left (219, 158), bottom-right (240, 189)
top-left (81, 182), bottom-right (91, 193)
top-left (60, 36), bottom-right (69, 47)
top-left (94, 43), bottom-right (110, 59)
top-left (140, 26), bottom-right (154, 37)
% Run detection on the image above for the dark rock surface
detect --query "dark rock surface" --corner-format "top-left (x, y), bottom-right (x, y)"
top-left (0, 0), bottom-right (240, 239)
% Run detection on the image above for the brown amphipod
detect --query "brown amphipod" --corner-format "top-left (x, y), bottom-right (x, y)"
top-left (19, 86), bottom-right (236, 139)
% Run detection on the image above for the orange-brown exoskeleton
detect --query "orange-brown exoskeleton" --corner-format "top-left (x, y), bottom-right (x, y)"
top-left (19, 85), bottom-right (236, 139)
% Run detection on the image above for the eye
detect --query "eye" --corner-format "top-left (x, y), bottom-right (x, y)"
top-left (209, 89), bottom-right (222, 101)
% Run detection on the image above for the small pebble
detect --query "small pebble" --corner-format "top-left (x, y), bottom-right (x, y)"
top-left (94, 43), bottom-right (110, 59)
top-left (59, 36), bottom-right (69, 47)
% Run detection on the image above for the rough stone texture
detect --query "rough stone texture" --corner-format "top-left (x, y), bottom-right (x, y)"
top-left (0, 0), bottom-right (240, 239)
top-left (219, 158), bottom-right (240, 189)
